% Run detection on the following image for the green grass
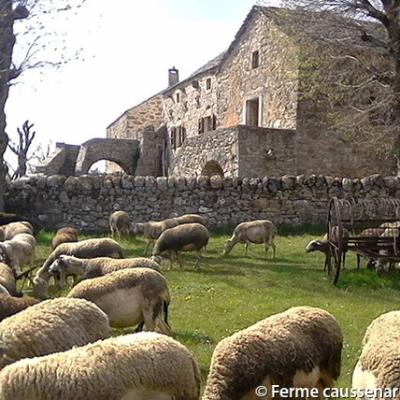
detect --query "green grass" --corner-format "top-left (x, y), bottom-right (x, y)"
top-left (31, 231), bottom-right (400, 389)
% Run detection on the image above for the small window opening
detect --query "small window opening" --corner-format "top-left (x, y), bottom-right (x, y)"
top-left (170, 128), bottom-right (177, 150)
top-left (176, 92), bottom-right (180, 103)
top-left (206, 78), bottom-right (212, 90)
top-left (246, 98), bottom-right (260, 126)
top-left (252, 50), bottom-right (260, 69)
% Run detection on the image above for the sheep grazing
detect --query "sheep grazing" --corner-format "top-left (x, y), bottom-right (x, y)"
top-left (109, 210), bottom-right (130, 238)
top-left (48, 255), bottom-right (161, 282)
top-left (175, 213), bottom-right (207, 226)
top-left (0, 233), bottom-right (36, 275)
top-left (68, 268), bottom-right (171, 334)
top-left (0, 294), bottom-right (39, 322)
top-left (203, 306), bottom-right (343, 400)
top-left (0, 332), bottom-right (201, 400)
top-left (133, 218), bottom-right (179, 254)
top-left (51, 226), bottom-right (78, 249)
top-left (305, 227), bottom-right (349, 270)
top-left (223, 220), bottom-right (277, 258)
top-left (33, 238), bottom-right (124, 299)
top-left (0, 263), bottom-right (17, 297)
top-left (352, 311), bottom-right (400, 397)
top-left (152, 223), bottom-right (210, 269)
top-left (0, 297), bottom-right (110, 370)
top-left (1, 221), bottom-right (34, 240)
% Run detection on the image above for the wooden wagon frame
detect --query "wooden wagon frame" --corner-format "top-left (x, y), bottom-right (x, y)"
top-left (326, 197), bottom-right (400, 284)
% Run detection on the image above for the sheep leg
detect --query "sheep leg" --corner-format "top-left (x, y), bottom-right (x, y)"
top-left (245, 242), bottom-right (249, 257)
top-left (193, 250), bottom-right (201, 269)
top-left (134, 321), bottom-right (144, 333)
top-left (176, 251), bottom-right (183, 269)
top-left (356, 254), bottom-right (361, 270)
top-left (271, 241), bottom-right (276, 259)
top-left (143, 305), bottom-right (171, 336)
top-left (143, 239), bottom-right (152, 255)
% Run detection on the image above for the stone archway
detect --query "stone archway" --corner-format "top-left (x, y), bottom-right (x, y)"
top-left (75, 138), bottom-right (140, 176)
top-left (201, 160), bottom-right (224, 178)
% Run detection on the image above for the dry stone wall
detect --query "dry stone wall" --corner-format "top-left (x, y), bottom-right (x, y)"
top-left (5, 174), bottom-right (400, 232)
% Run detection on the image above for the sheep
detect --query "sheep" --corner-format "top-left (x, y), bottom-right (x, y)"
top-left (352, 311), bottom-right (400, 398)
top-left (203, 306), bottom-right (343, 400)
top-left (51, 226), bottom-right (78, 249)
top-left (48, 255), bottom-right (161, 282)
top-left (1, 221), bottom-right (34, 240)
top-left (0, 297), bottom-right (110, 370)
top-left (175, 213), bottom-right (207, 226)
top-left (109, 210), bottom-right (130, 238)
top-left (33, 238), bottom-right (124, 299)
top-left (354, 228), bottom-right (386, 270)
top-left (67, 268), bottom-right (171, 335)
top-left (152, 223), bottom-right (210, 269)
top-left (0, 263), bottom-right (17, 297)
top-left (0, 332), bottom-right (201, 400)
top-left (305, 227), bottom-right (350, 270)
top-left (223, 220), bottom-right (277, 258)
top-left (0, 233), bottom-right (36, 275)
top-left (0, 294), bottom-right (39, 322)
top-left (133, 218), bottom-right (179, 254)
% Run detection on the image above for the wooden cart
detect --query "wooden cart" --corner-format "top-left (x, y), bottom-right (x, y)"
top-left (326, 197), bottom-right (400, 284)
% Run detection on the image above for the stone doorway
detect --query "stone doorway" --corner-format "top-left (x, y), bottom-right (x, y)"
top-left (201, 160), bottom-right (224, 178)
top-left (246, 98), bottom-right (259, 126)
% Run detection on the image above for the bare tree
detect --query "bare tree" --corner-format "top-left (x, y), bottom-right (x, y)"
top-left (0, 0), bottom-right (87, 210)
top-left (272, 0), bottom-right (400, 172)
top-left (8, 119), bottom-right (35, 179)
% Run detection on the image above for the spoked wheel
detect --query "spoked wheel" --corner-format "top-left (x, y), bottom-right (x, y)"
top-left (326, 197), bottom-right (344, 285)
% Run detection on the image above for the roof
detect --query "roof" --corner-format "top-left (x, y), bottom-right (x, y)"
top-left (162, 51), bottom-right (226, 94)
top-left (106, 92), bottom-right (163, 129)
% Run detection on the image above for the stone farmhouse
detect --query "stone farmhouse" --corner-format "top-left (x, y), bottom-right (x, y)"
top-left (106, 5), bottom-right (390, 179)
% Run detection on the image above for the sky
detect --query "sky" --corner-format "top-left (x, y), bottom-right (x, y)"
top-left (5, 0), bottom-right (280, 169)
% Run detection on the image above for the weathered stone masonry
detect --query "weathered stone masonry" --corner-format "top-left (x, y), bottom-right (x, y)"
top-left (5, 174), bottom-right (400, 232)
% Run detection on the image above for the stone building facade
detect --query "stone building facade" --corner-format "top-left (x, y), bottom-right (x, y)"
top-left (106, 5), bottom-right (393, 178)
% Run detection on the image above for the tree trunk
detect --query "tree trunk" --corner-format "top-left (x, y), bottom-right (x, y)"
top-left (0, 1), bottom-right (16, 210)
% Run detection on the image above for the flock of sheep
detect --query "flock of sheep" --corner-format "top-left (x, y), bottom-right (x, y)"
top-left (0, 212), bottom-right (397, 399)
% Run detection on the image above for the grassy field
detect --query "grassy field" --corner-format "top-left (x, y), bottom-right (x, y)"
top-left (32, 230), bottom-right (400, 390)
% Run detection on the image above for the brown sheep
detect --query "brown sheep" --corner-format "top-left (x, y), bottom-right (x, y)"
top-left (152, 223), bottom-right (209, 268)
top-left (51, 227), bottom-right (79, 249)
top-left (0, 294), bottom-right (39, 322)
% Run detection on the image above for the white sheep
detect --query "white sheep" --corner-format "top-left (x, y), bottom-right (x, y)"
top-left (33, 238), bottom-right (124, 299)
top-left (0, 294), bottom-right (39, 322)
top-left (175, 213), bottom-right (207, 226)
top-left (223, 220), bottom-right (277, 258)
top-left (48, 255), bottom-right (161, 283)
top-left (0, 233), bottom-right (36, 275)
top-left (1, 221), bottom-right (34, 240)
top-left (352, 311), bottom-right (400, 398)
top-left (203, 306), bottom-right (343, 400)
top-left (152, 223), bottom-right (209, 268)
top-left (67, 268), bottom-right (171, 335)
top-left (109, 210), bottom-right (130, 237)
top-left (0, 332), bottom-right (201, 400)
top-left (0, 297), bottom-right (110, 370)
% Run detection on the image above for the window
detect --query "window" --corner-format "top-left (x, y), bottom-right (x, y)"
top-left (176, 92), bottom-right (180, 103)
top-left (206, 78), bottom-right (212, 90)
top-left (178, 127), bottom-right (186, 147)
top-left (246, 98), bottom-right (259, 126)
top-left (251, 50), bottom-right (260, 69)
top-left (198, 115), bottom-right (217, 134)
top-left (171, 127), bottom-right (186, 149)
top-left (170, 128), bottom-right (177, 150)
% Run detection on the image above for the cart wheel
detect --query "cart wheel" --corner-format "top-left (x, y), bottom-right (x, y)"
top-left (327, 197), bottom-right (344, 285)
top-left (328, 243), bottom-right (342, 284)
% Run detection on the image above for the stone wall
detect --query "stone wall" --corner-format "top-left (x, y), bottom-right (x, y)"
top-left (170, 125), bottom-right (296, 178)
top-left (5, 173), bottom-right (400, 232)
top-left (217, 12), bottom-right (298, 130)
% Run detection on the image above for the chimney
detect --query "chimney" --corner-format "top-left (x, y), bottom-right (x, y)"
top-left (168, 67), bottom-right (179, 87)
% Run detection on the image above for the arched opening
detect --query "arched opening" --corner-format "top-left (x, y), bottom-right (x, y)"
top-left (201, 160), bottom-right (224, 178)
top-left (88, 160), bottom-right (128, 175)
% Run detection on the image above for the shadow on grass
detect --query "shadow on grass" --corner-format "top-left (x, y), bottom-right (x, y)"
top-left (338, 268), bottom-right (400, 291)
top-left (174, 330), bottom-right (215, 345)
